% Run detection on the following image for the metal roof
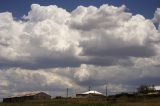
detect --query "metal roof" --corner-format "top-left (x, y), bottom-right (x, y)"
top-left (11, 92), bottom-right (42, 98)
top-left (155, 86), bottom-right (160, 90)
top-left (81, 90), bottom-right (103, 95)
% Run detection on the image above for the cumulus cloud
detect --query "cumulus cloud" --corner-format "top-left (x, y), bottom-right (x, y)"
top-left (0, 4), bottom-right (160, 98)
top-left (71, 8), bottom-right (158, 57)
top-left (152, 8), bottom-right (160, 30)
top-left (0, 4), bottom-right (159, 69)
top-left (153, 8), bottom-right (160, 23)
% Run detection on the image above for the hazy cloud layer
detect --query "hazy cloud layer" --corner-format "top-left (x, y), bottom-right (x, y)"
top-left (1, 63), bottom-right (160, 98)
top-left (0, 4), bottom-right (160, 98)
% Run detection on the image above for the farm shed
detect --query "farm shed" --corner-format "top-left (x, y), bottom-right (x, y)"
top-left (3, 92), bottom-right (51, 103)
top-left (76, 90), bottom-right (105, 98)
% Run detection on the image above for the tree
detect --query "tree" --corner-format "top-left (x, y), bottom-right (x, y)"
top-left (137, 85), bottom-right (150, 94)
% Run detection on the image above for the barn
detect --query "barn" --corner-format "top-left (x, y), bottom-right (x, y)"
top-left (3, 92), bottom-right (51, 103)
top-left (76, 90), bottom-right (105, 98)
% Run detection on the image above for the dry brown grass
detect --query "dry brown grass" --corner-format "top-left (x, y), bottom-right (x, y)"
top-left (0, 97), bottom-right (160, 106)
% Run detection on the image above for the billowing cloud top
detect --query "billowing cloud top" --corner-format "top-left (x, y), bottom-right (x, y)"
top-left (153, 8), bottom-right (160, 23)
top-left (0, 4), bottom-right (160, 98)
top-left (152, 8), bottom-right (160, 30)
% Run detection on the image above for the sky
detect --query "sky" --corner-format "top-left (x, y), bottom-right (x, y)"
top-left (0, 0), bottom-right (160, 99)
top-left (0, 0), bottom-right (160, 19)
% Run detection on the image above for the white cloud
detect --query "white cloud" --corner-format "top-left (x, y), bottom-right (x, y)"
top-left (0, 4), bottom-right (160, 98)
top-left (0, 4), bottom-right (159, 68)
top-left (152, 8), bottom-right (160, 30)
top-left (74, 64), bottom-right (94, 81)
top-left (0, 12), bottom-right (29, 60)
top-left (69, 6), bottom-right (158, 57)
top-left (24, 4), bottom-right (70, 23)
top-left (152, 8), bottom-right (160, 23)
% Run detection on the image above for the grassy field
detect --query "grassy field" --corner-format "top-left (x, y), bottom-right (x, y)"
top-left (0, 97), bottom-right (160, 106)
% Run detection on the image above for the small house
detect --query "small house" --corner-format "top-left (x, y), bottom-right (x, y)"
top-left (3, 92), bottom-right (51, 103)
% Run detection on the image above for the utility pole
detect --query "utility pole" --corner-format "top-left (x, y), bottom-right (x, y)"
top-left (66, 88), bottom-right (69, 98)
top-left (88, 85), bottom-right (91, 91)
top-left (106, 81), bottom-right (107, 97)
